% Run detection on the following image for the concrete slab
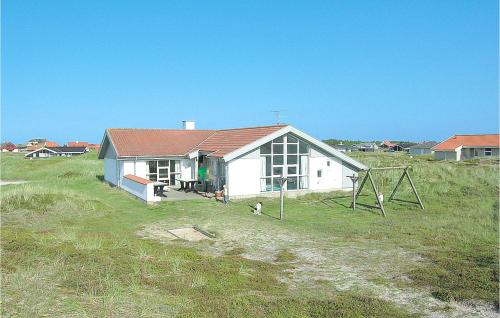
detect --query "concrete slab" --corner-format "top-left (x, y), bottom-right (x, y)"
top-left (167, 227), bottom-right (211, 242)
top-left (160, 189), bottom-right (208, 201)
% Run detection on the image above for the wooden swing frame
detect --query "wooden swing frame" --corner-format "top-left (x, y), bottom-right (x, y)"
top-left (350, 166), bottom-right (424, 217)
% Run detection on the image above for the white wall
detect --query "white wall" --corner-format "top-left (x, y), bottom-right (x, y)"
top-left (135, 161), bottom-right (147, 178)
top-left (434, 150), bottom-right (458, 161)
top-left (181, 159), bottom-right (194, 180)
top-left (104, 145), bottom-right (118, 185)
top-left (227, 149), bottom-right (261, 197)
top-left (120, 177), bottom-right (160, 203)
top-left (308, 148), bottom-right (343, 191)
top-left (342, 163), bottom-right (358, 189)
top-left (121, 161), bottom-right (135, 179)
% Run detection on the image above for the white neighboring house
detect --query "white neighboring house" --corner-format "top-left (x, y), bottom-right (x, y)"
top-left (97, 123), bottom-right (368, 202)
top-left (432, 134), bottom-right (500, 161)
top-left (24, 146), bottom-right (88, 159)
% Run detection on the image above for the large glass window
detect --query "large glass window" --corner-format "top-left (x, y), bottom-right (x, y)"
top-left (260, 134), bottom-right (310, 192)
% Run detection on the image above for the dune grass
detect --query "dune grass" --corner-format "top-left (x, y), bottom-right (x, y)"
top-left (0, 151), bottom-right (497, 317)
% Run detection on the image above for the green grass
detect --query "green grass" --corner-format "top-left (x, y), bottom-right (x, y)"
top-left (0, 151), bottom-right (498, 317)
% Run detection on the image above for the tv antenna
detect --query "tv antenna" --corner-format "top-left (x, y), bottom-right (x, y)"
top-left (271, 110), bottom-right (282, 125)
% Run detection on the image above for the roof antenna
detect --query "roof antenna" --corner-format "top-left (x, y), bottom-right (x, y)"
top-left (271, 110), bottom-right (282, 125)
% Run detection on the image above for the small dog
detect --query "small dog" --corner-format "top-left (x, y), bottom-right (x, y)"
top-left (376, 193), bottom-right (384, 206)
top-left (254, 202), bottom-right (262, 215)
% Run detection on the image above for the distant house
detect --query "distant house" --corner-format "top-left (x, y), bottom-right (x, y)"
top-left (67, 141), bottom-right (89, 147)
top-left (409, 141), bottom-right (438, 156)
top-left (45, 141), bottom-right (60, 147)
top-left (399, 142), bottom-right (417, 153)
top-left (379, 140), bottom-right (406, 152)
top-left (26, 139), bottom-right (59, 151)
top-left (66, 141), bottom-right (100, 151)
top-left (330, 143), bottom-right (352, 153)
top-left (379, 140), bottom-right (396, 150)
top-left (87, 144), bottom-right (100, 151)
top-left (1, 142), bottom-right (18, 152)
top-left (25, 146), bottom-right (87, 159)
top-left (353, 142), bottom-right (378, 152)
top-left (432, 134), bottom-right (500, 161)
top-left (26, 139), bottom-right (47, 147)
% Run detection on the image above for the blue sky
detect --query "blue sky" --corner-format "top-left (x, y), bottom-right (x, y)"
top-left (2, 0), bottom-right (498, 144)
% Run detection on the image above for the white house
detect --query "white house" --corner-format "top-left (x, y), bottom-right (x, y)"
top-left (432, 134), bottom-right (499, 161)
top-left (97, 123), bottom-right (367, 202)
top-left (24, 146), bottom-right (88, 159)
top-left (409, 141), bottom-right (438, 156)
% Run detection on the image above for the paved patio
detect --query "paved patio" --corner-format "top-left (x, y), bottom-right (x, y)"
top-left (159, 187), bottom-right (212, 201)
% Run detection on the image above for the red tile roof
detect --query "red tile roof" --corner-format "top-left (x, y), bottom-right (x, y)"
top-left (432, 134), bottom-right (500, 151)
top-left (193, 125), bottom-right (287, 157)
top-left (88, 144), bottom-right (100, 150)
top-left (44, 141), bottom-right (59, 147)
top-left (67, 141), bottom-right (89, 147)
top-left (107, 125), bottom-right (286, 158)
top-left (124, 174), bottom-right (153, 185)
top-left (380, 140), bottom-right (397, 148)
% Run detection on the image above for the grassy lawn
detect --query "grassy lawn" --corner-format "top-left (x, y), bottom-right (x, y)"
top-left (1, 152), bottom-right (498, 317)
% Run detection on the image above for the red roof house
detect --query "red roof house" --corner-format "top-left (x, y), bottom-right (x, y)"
top-left (44, 141), bottom-right (60, 147)
top-left (432, 134), bottom-right (500, 161)
top-left (1, 142), bottom-right (17, 152)
top-left (67, 141), bottom-right (89, 147)
top-left (97, 123), bottom-right (367, 202)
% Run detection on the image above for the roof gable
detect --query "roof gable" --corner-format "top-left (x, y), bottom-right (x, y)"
top-left (222, 126), bottom-right (368, 171)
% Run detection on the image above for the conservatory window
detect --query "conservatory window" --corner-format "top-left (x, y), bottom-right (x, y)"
top-left (259, 134), bottom-right (310, 192)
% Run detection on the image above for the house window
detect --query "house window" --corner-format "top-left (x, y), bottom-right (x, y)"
top-left (146, 160), bottom-right (180, 184)
top-left (327, 160), bottom-right (330, 167)
top-left (260, 134), bottom-right (309, 192)
top-left (474, 149), bottom-right (479, 157)
top-left (485, 148), bottom-right (492, 156)
top-left (317, 169), bottom-right (322, 178)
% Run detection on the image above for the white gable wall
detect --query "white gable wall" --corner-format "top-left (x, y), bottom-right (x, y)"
top-left (342, 163), bottom-right (358, 189)
top-left (227, 149), bottom-right (261, 197)
top-left (309, 148), bottom-right (343, 190)
top-left (226, 145), bottom-right (359, 198)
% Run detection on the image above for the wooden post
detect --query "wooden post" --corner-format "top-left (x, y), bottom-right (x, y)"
top-left (348, 174), bottom-right (359, 210)
top-left (367, 170), bottom-right (386, 217)
top-left (388, 167), bottom-right (407, 201)
top-left (279, 177), bottom-right (288, 220)
top-left (406, 170), bottom-right (425, 209)
top-left (280, 184), bottom-right (284, 220)
top-left (353, 170), bottom-right (370, 203)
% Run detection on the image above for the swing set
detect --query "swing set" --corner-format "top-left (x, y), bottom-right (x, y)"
top-left (350, 166), bottom-right (424, 217)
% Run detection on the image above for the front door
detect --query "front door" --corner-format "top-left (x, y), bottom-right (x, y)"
top-left (157, 160), bottom-right (170, 184)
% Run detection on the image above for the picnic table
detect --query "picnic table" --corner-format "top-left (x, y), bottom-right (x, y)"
top-left (153, 181), bottom-right (168, 197)
top-left (176, 179), bottom-right (198, 192)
